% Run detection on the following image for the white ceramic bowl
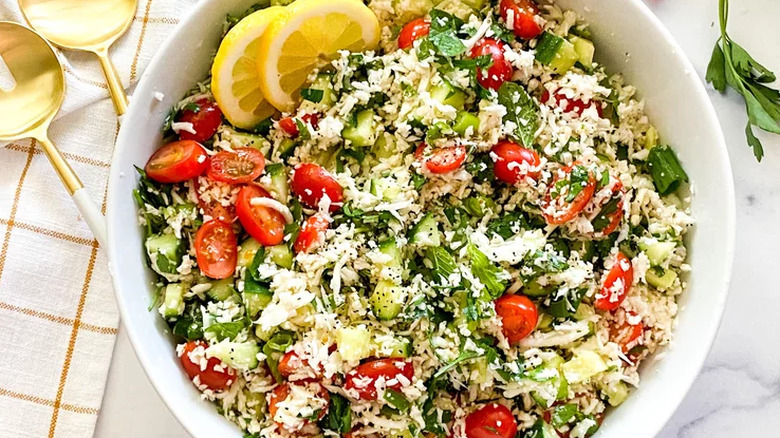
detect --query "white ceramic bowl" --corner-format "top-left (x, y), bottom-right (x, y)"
top-left (107, 0), bottom-right (736, 436)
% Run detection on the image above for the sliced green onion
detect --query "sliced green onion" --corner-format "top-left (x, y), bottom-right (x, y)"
top-left (300, 87), bottom-right (324, 103)
top-left (382, 389), bottom-right (411, 413)
top-left (647, 145), bottom-right (688, 195)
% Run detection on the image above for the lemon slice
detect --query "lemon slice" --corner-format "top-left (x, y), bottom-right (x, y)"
top-left (257, 0), bottom-right (380, 112)
top-left (211, 6), bottom-right (288, 129)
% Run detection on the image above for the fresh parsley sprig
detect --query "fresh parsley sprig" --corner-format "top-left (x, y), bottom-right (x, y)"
top-left (706, 0), bottom-right (780, 161)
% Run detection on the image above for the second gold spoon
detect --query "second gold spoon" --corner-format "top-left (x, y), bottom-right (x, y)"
top-left (19, 0), bottom-right (138, 116)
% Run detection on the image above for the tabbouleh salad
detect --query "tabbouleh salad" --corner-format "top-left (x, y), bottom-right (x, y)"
top-left (134, 0), bottom-right (693, 437)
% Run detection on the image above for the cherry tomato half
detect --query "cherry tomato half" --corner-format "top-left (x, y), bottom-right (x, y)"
top-left (541, 163), bottom-right (597, 225)
top-left (278, 117), bottom-right (299, 137)
top-left (294, 214), bottom-right (330, 254)
top-left (344, 358), bottom-right (414, 401)
top-left (610, 312), bottom-right (644, 354)
top-left (595, 180), bottom-right (626, 236)
top-left (196, 177), bottom-right (238, 223)
top-left (470, 38), bottom-right (514, 91)
top-left (464, 403), bottom-right (518, 438)
top-left (207, 147), bottom-right (266, 184)
top-left (236, 185), bottom-right (286, 246)
top-left (499, 0), bottom-right (543, 40)
top-left (491, 140), bottom-right (541, 184)
top-left (177, 99), bottom-right (223, 143)
top-left (278, 350), bottom-right (326, 381)
top-left (145, 140), bottom-right (208, 184)
top-left (180, 340), bottom-right (236, 392)
top-left (398, 18), bottom-right (431, 50)
top-left (595, 252), bottom-right (634, 311)
top-left (194, 220), bottom-right (237, 279)
top-left (291, 163), bottom-right (343, 211)
top-left (268, 382), bottom-right (330, 431)
top-left (495, 294), bottom-right (538, 344)
top-left (542, 89), bottom-right (603, 118)
top-left (416, 143), bottom-right (468, 174)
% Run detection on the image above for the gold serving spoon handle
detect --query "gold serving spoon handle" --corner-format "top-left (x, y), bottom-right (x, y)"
top-left (18, 0), bottom-right (138, 116)
top-left (0, 22), bottom-right (106, 247)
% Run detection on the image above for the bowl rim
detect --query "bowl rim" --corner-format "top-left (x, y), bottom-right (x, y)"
top-left (106, 0), bottom-right (736, 437)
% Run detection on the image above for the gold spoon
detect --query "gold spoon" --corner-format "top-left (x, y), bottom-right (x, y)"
top-left (18, 0), bottom-right (138, 116)
top-left (0, 22), bottom-right (106, 247)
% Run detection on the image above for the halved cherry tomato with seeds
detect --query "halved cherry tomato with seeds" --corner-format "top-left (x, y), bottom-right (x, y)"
top-left (595, 252), bottom-right (634, 311)
top-left (398, 18), bottom-right (430, 50)
top-left (236, 185), bottom-right (286, 246)
top-left (610, 312), bottom-right (644, 354)
top-left (291, 163), bottom-right (343, 211)
top-left (144, 140), bottom-right (209, 184)
top-left (196, 177), bottom-right (237, 223)
top-left (177, 99), bottom-right (223, 143)
top-left (194, 220), bottom-right (237, 279)
top-left (278, 117), bottom-right (299, 137)
top-left (495, 294), bottom-right (538, 344)
top-left (207, 147), bottom-right (265, 184)
top-left (416, 143), bottom-right (468, 174)
top-left (541, 163), bottom-right (597, 225)
top-left (344, 358), bottom-right (414, 401)
top-left (499, 0), bottom-right (543, 40)
top-left (491, 140), bottom-right (541, 184)
top-left (294, 214), bottom-right (330, 254)
top-left (542, 89), bottom-right (603, 118)
top-left (180, 340), bottom-right (236, 392)
top-left (464, 403), bottom-right (518, 438)
top-left (470, 38), bottom-right (514, 91)
top-left (268, 382), bottom-right (330, 430)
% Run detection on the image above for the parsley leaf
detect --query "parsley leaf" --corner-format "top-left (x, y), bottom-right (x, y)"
top-left (467, 244), bottom-right (507, 298)
top-left (319, 393), bottom-right (351, 434)
top-left (426, 247), bottom-right (458, 282)
top-left (300, 87), bottom-right (324, 103)
top-left (497, 82), bottom-right (540, 148)
top-left (427, 9), bottom-right (467, 57)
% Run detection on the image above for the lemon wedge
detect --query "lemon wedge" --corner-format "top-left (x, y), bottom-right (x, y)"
top-left (211, 6), bottom-right (288, 129)
top-left (257, 0), bottom-right (380, 113)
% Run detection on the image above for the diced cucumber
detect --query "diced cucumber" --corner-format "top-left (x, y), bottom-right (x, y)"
top-left (569, 36), bottom-right (595, 67)
top-left (535, 32), bottom-right (578, 75)
top-left (573, 303), bottom-right (595, 321)
top-left (244, 291), bottom-right (272, 319)
top-left (537, 312), bottom-right (554, 330)
top-left (378, 238), bottom-right (403, 268)
top-left (452, 111), bottom-right (480, 137)
top-left (430, 82), bottom-right (466, 110)
top-left (562, 351), bottom-right (607, 383)
top-left (434, 0), bottom-right (476, 20)
top-left (336, 326), bottom-right (372, 361)
top-left (640, 240), bottom-right (677, 265)
top-left (277, 138), bottom-right (297, 160)
top-left (146, 233), bottom-right (183, 275)
top-left (603, 381), bottom-right (630, 407)
top-left (370, 177), bottom-right (402, 202)
top-left (645, 125), bottom-right (659, 149)
top-left (572, 239), bottom-right (596, 261)
top-left (160, 283), bottom-right (186, 318)
top-left (207, 279), bottom-right (237, 301)
top-left (646, 267), bottom-right (677, 290)
top-left (409, 213), bottom-right (440, 246)
top-left (370, 280), bottom-right (406, 320)
top-left (263, 163), bottom-right (289, 202)
top-left (206, 341), bottom-right (260, 370)
top-left (267, 244), bottom-right (294, 269)
top-left (524, 278), bottom-right (553, 297)
top-left (530, 361), bottom-right (568, 408)
top-left (373, 132), bottom-right (397, 159)
top-left (237, 238), bottom-right (262, 269)
top-left (310, 73), bottom-right (337, 106)
top-left (372, 336), bottom-right (412, 358)
top-left (342, 109), bottom-right (375, 147)
top-left (226, 129), bottom-right (269, 154)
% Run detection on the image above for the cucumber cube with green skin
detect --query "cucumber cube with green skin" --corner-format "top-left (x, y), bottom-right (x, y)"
top-left (639, 240), bottom-right (677, 265)
top-left (276, 138), bottom-right (297, 160)
top-left (160, 283), bottom-right (186, 317)
top-left (342, 109), bottom-right (375, 147)
top-left (310, 73), bottom-right (337, 106)
top-left (370, 178), bottom-right (402, 202)
top-left (535, 32), bottom-right (579, 75)
top-left (548, 40), bottom-right (579, 75)
top-left (206, 341), bottom-right (260, 370)
top-left (237, 238), bottom-right (262, 269)
top-left (378, 238), bottom-right (403, 268)
top-left (452, 112), bottom-right (480, 137)
top-left (373, 132), bottom-right (397, 159)
top-left (207, 278), bottom-right (237, 301)
top-left (646, 267), bottom-right (677, 290)
top-left (562, 351), bottom-right (607, 383)
top-left (603, 381), bottom-right (630, 406)
top-left (228, 130), bottom-right (269, 154)
top-left (524, 278), bottom-right (553, 297)
top-left (370, 280), bottom-right (406, 320)
top-left (146, 233), bottom-right (183, 274)
top-left (263, 164), bottom-right (289, 202)
top-left (372, 336), bottom-right (412, 358)
top-left (430, 82), bottom-right (466, 110)
top-left (409, 213), bottom-right (440, 246)
top-left (569, 35), bottom-right (595, 67)
top-left (336, 326), bottom-right (372, 361)
top-left (244, 291), bottom-right (272, 318)
top-left (267, 244), bottom-right (294, 269)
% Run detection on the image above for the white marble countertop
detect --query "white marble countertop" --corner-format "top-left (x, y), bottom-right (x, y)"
top-left (94, 0), bottom-right (780, 436)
